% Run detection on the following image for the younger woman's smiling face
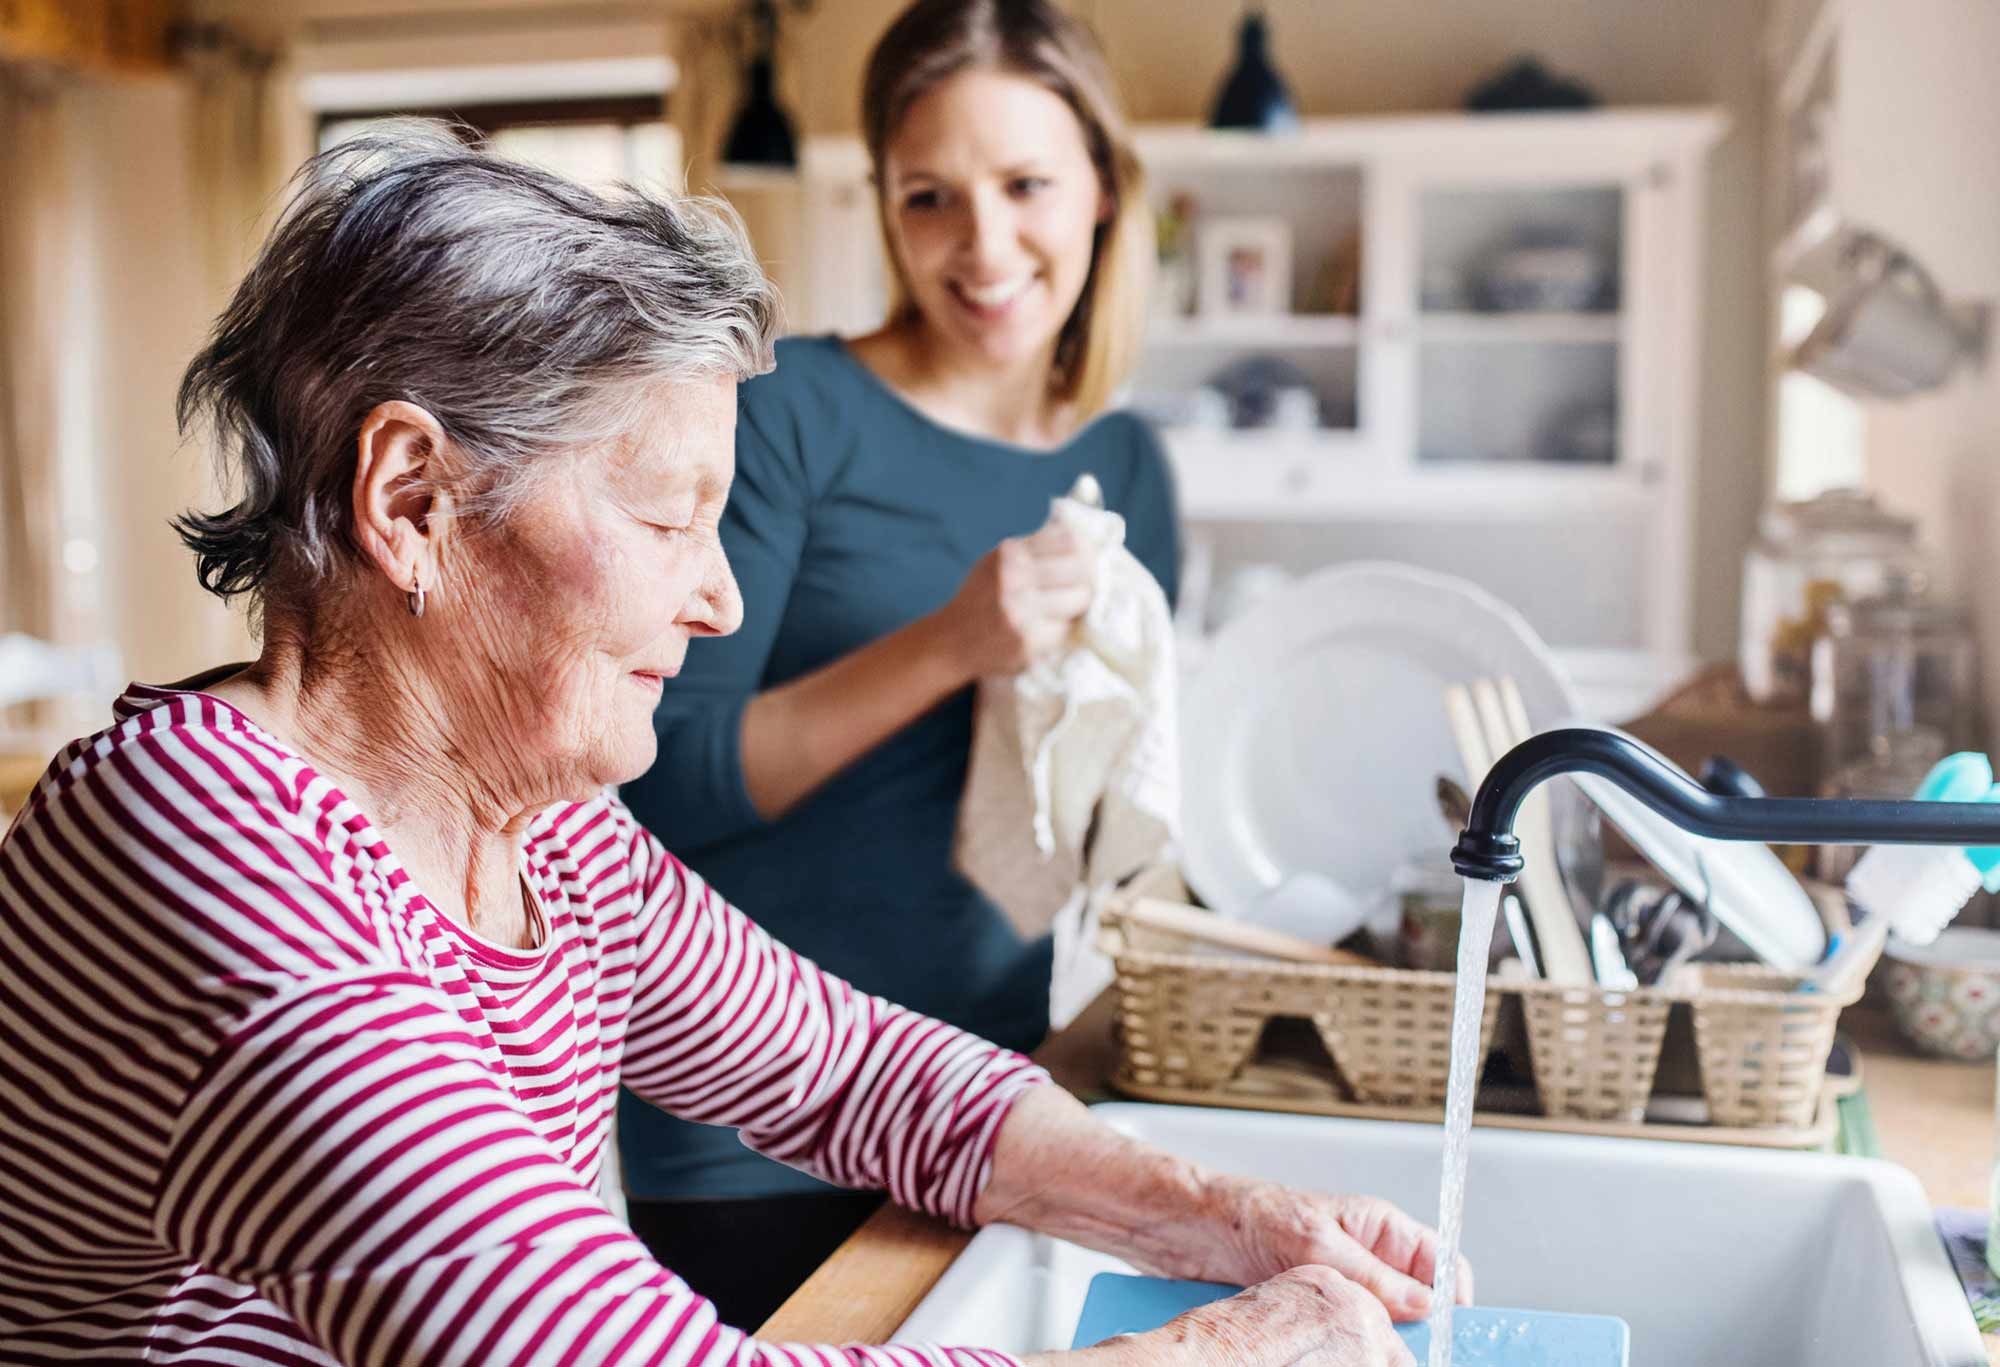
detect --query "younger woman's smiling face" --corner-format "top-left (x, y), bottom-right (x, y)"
top-left (881, 68), bottom-right (1108, 373)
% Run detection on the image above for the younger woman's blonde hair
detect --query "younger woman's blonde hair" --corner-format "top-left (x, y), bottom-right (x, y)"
top-left (861, 0), bottom-right (1150, 423)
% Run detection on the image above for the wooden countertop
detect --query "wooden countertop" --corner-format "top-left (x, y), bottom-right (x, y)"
top-left (758, 997), bottom-right (1997, 1354)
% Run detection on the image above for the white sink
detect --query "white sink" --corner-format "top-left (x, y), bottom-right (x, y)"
top-left (894, 1103), bottom-right (1982, 1366)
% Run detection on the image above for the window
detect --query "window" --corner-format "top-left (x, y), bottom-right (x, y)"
top-left (319, 95), bottom-right (683, 196)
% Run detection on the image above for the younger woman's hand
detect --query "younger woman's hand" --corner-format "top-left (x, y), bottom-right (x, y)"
top-left (932, 519), bottom-right (1096, 680)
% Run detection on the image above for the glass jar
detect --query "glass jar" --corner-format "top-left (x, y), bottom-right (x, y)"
top-left (1810, 594), bottom-right (1980, 776)
top-left (1811, 726), bottom-right (1948, 883)
top-left (1740, 490), bottom-right (1928, 706)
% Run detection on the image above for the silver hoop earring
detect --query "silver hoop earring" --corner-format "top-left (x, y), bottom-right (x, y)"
top-left (406, 568), bottom-right (425, 618)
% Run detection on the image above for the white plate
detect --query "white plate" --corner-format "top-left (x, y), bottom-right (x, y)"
top-left (1568, 725), bottom-right (1827, 971)
top-left (1180, 562), bottom-right (1579, 918)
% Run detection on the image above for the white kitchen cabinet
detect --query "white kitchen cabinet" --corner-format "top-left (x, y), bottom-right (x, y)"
top-left (791, 110), bottom-right (1723, 657)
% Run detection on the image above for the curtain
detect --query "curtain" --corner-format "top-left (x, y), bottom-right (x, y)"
top-left (666, 14), bottom-right (742, 198)
top-left (180, 25), bottom-right (287, 308)
top-left (0, 68), bottom-right (67, 649)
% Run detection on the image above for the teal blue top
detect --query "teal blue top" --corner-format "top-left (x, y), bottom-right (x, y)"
top-left (617, 335), bottom-right (1179, 1200)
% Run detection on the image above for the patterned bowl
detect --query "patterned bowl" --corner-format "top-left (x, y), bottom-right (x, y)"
top-left (1882, 927), bottom-right (2000, 1061)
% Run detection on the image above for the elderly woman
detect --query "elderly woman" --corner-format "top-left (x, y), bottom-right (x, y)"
top-left (0, 126), bottom-right (1461, 1367)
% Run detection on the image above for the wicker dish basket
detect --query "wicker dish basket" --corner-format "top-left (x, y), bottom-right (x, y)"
top-left (1097, 872), bottom-right (1859, 1143)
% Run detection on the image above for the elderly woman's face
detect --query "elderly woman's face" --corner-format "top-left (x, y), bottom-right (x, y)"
top-left (883, 68), bottom-right (1107, 372)
top-left (456, 377), bottom-right (741, 794)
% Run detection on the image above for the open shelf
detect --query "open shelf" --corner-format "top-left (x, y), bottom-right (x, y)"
top-left (1416, 312), bottom-right (1622, 344)
top-left (1162, 427), bottom-right (1647, 522)
top-left (1146, 315), bottom-right (1361, 348)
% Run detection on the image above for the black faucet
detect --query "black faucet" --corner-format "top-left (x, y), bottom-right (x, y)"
top-left (1451, 727), bottom-right (2000, 883)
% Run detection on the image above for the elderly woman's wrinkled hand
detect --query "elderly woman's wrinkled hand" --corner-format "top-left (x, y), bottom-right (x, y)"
top-left (1162, 1267), bottom-right (1417, 1367)
top-left (1023, 1266), bottom-right (1415, 1367)
top-left (1179, 1176), bottom-right (1471, 1326)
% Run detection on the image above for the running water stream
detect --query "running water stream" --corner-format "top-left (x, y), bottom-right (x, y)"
top-left (1425, 878), bottom-right (1504, 1367)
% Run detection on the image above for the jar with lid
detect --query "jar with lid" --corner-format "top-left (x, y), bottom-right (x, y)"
top-left (1811, 725), bottom-right (1949, 882)
top-left (1740, 490), bottom-right (1929, 706)
top-left (1810, 594), bottom-right (1980, 776)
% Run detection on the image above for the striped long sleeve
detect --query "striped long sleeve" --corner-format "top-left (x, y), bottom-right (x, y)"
top-left (0, 685), bottom-right (1048, 1366)
top-left (617, 838), bottom-right (1049, 1226)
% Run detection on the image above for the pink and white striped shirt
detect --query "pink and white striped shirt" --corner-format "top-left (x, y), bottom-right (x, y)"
top-left (0, 683), bottom-right (1049, 1366)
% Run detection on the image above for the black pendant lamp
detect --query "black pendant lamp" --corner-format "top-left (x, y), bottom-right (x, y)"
top-left (1209, 8), bottom-right (1298, 133)
top-left (723, 0), bottom-right (797, 169)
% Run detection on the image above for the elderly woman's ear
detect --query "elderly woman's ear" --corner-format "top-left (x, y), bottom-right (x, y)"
top-left (350, 400), bottom-right (455, 605)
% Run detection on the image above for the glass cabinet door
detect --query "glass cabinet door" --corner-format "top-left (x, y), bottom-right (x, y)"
top-left (1412, 181), bottom-right (1626, 469)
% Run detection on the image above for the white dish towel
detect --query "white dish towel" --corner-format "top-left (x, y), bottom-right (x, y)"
top-left (953, 479), bottom-right (1180, 1030)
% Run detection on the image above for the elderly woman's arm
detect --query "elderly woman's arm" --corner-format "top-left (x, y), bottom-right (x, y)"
top-left (159, 968), bottom-right (1050, 1367)
top-left (17, 723), bottom-right (1007, 1367)
top-left (973, 1087), bottom-right (1469, 1324)
top-left (617, 833), bottom-right (1053, 1223)
top-left (618, 828), bottom-right (1450, 1365)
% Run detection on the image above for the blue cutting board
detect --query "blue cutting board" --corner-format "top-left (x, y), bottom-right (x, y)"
top-left (1072, 1273), bottom-right (1629, 1366)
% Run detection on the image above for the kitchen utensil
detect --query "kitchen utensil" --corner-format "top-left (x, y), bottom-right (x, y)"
top-left (1698, 753), bottom-right (1766, 799)
top-left (1590, 912), bottom-right (1638, 989)
top-left (1605, 879), bottom-right (1717, 987)
top-left (1881, 926), bottom-right (2000, 1060)
top-left (1072, 1272), bottom-right (1631, 1364)
top-left (1502, 893), bottom-right (1541, 978)
top-left (1239, 870), bottom-right (1365, 947)
top-left (1498, 674), bottom-right (1611, 947)
top-left (1121, 896), bottom-right (1378, 967)
top-left (1649, 893), bottom-right (1718, 985)
top-left (1563, 724), bottom-right (1827, 971)
top-left (1398, 892), bottom-right (1462, 972)
top-left (1815, 751), bottom-right (2000, 995)
top-left (1392, 858), bottom-right (1477, 972)
top-left (1790, 234), bottom-right (1985, 399)
top-left (1181, 563), bottom-right (1578, 921)
top-left (1444, 677), bottom-right (1592, 983)
top-left (1439, 775), bottom-right (1543, 975)
top-left (1486, 680), bottom-right (1593, 982)
top-left (1436, 773), bottom-right (1473, 830)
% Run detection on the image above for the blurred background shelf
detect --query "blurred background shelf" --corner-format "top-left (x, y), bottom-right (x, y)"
top-left (1161, 428), bottom-right (1651, 522)
top-left (1145, 315), bottom-right (1361, 348)
top-left (1416, 312), bottom-right (1623, 344)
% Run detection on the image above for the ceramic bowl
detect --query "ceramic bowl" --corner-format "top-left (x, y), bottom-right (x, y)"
top-left (1882, 926), bottom-right (2000, 1061)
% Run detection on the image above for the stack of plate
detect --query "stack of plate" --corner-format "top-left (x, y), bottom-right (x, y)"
top-left (1180, 562), bottom-right (1827, 973)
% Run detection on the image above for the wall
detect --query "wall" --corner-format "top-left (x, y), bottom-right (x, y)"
top-left (1858, 364), bottom-right (2000, 742)
top-left (1772, 0), bottom-right (2000, 743)
top-left (151, 0), bottom-right (1770, 666)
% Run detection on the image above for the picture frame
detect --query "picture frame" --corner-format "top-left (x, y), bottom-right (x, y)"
top-left (1197, 216), bottom-right (1293, 317)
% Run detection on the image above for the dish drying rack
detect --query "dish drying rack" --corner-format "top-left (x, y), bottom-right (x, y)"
top-left (1098, 868), bottom-right (1862, 1150)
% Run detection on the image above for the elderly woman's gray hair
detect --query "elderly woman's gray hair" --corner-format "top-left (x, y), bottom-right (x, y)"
top-left (175, 120), bottom-right (780, 607)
